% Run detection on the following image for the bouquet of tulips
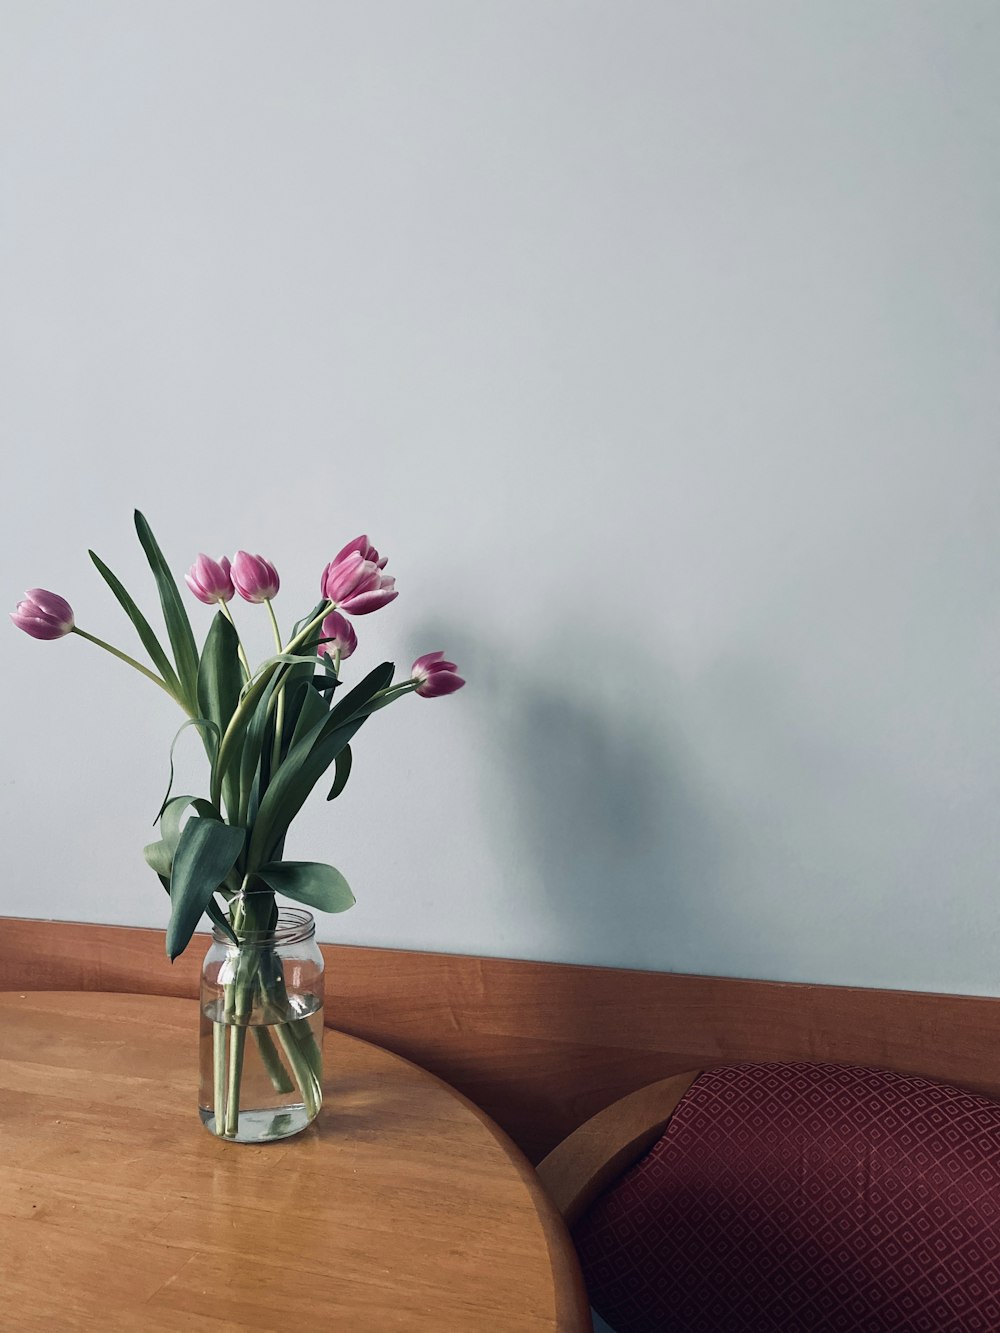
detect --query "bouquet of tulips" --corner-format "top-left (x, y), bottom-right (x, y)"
top-left (11, 512), bottom-right (463, 1135)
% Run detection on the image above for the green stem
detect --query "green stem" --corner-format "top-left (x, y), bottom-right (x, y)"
top-left (288, 1016), bottom-right (324, 1084)
top-left (276, 1023), bottom-right (321, 1118)
top-left (264, 599), bottom-right (282, 653)
top-left (283, 602), bottom-right (333, 656)
top-left (217, 891), bottom-right (323, 1126)
top-left (254, 927), bottom-right (322, 1114)
top-left (71, 627), bottom-right (187, 710)
top-left (265, 600), bottom-right (286, 773)
top-left (252, 1026), bottom-right (295, 1094)
top-left (219, 602), bottom-right (251, 682)
top-left (224, 1025), bottom-right (246, 1136)
top-left (365, 680), bottom-right (420, 713)
top-left (222, 897), bottom-right (247, 1023)
top-left (212, 1018), bottom-right (226, 1134)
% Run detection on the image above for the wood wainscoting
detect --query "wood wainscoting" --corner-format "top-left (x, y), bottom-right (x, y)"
top-left (2, 916), bottom-right (998, 1164)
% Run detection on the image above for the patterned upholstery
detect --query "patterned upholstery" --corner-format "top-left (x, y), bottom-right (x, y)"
top-left (573, 1062), bottom-right (1000, 1332)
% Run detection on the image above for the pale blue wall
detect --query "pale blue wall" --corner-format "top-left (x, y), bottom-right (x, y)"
top-left (3, 1), bottom-right (1000, 997)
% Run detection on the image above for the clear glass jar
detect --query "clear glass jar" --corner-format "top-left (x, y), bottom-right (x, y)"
top-left (199, 906), bottom-right (325, 1143)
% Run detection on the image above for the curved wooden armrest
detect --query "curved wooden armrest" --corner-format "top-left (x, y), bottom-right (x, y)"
top-left (537, 1070), bottom-right (702, 1229)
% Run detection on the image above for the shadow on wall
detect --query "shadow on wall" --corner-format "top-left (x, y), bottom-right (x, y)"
top-left (500, 673), bottom-right (733, 971)
top-left (414, 607), bottom-right (966, 994)
top-left (436, 616), bottom-right (770, 976)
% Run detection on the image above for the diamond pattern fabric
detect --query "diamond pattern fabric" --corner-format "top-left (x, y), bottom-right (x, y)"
top-left (573, 1062), bottom-right (1000, 1332)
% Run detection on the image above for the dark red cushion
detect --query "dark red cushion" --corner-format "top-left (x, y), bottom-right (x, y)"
top-left (574, 1062), bottom-right (1000, 1332)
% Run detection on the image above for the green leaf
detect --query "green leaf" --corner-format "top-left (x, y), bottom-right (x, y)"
top-left (290, 601), bottom-right (326, 640)
top-left (160, 794), bottom-right (220, 850)
top-left (134, 510), bottom-right (200, 709)
top-left (327, 743), bottom-right (352, 800)
top-left (250, 671), bottom-right (329, 825)
top-left (143, 839), bottom-right (173, 877)
top-left (274, 662), bottom-right (321, 756)
top-left (197, 614), bottom-right (244, 816)
top-left (206, 895), bottom-right (239, 944)
top-left (245, 663), bottom-right (394, 869)
top-left (236, 663), bottom-right (323, 830)
top-left (88, 550), bottom-right (182, 695)
top-left (197, 614), bottom-right (243, 736)
top-left (166, 817), bottom-right (246, 961)
top-left (153, 720), bottom-right (220, 824)
top-left (324, 661), bottom-right (395, 731)
top-left (313, 669), bottom-right (341, 696)
top-left (145, 795), bottom-right (223, 880)
top-left (256, 652), bottom-right (331, 671)
top-left (288, 682), bottom-right (329, 755)
top-left (212, 659), bottom-right (286, 810)
top-left (152, 859), bottom-right (237, 947)
top-left (252, 861), bottom-right (355, 915)
top-left (245, 717), bottom-right (360, 869)
top-left (239, 667), bottom-right (286, 825)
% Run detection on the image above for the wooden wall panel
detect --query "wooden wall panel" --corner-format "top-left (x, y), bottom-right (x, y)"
top-left (2, 916), bottom-right (999, 1163)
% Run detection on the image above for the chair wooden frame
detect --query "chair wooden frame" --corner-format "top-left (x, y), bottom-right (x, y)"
top-left (537, 1070), bottom-right (702, 1228)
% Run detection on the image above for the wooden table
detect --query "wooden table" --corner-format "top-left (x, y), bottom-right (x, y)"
top-left (0, 992), bottom-right (589, 1331)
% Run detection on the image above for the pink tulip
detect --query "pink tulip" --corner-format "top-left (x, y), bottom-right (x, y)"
top-left (10, 588), bottom-right (75, 640)
top-left (185, 554), bottom-right (234, 605)
top-left (411, 651), bottom-right (465, 698)
top-left (232, 551), bottom-right (280, 603)
top-left (317, 610), bottom-right (357, 661)
top-left (340, 571), bottom-right (397, 615)
top-left (321, 536), bottom-right (398, 616)
top-left (329, 535), bottom-right (388, 571)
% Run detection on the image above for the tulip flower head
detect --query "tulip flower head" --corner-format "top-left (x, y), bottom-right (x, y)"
top-left (411, 651), bottom-right (465, 698)
top-left (185, 554), bottom-right (234, 605)
top-left (10, 588), bottom-right (75, 640)
top-left (232, 551), bottom-right (280, 603)
top-left (317, 610), bottom-right (357, 661)
top-left (331, 535), bottom-right (388, 572)
top-left (321, 535), bottom-right (397, 616)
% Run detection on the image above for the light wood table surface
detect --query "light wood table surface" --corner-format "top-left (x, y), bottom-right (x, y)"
top-left (0, 991), bottom-right (590, 1332)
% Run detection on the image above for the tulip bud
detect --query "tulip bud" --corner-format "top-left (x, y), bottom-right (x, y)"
top-left (321, 536), bottom-right (397, 616)
top-left (232, 551), bottom-right (280, 603)
top-left (185, 554), bottom-right (234, 605)
top-left (317, 610), bottom-right (357, 661)
top-left (10, 588), bottom-right (75, 640)
top-left (411, 650), bottom-right (465, 698)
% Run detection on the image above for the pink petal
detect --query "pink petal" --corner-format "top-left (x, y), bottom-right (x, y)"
top-left (10, 589), bottom-right (75, 639)
top-left (339, 586), bottom-right (398, 615)
top-left (416, 672), bottom-right (465, 698)
top-left (232, 551), bottom-right (279, 602)
top-left (412, 651), bottom-right (445, 675)
top-left (325, 554), bottom-right (379, 603)
top-left (330, 535), bottom-right (369, 566)
top-left (25, 588), bottom-right (74, 623)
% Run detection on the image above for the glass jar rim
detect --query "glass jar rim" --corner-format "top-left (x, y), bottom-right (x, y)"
top-left (211, 903), bottom-right (316, 946)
